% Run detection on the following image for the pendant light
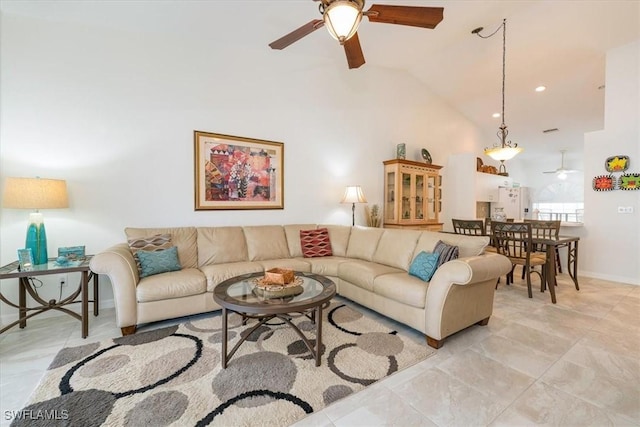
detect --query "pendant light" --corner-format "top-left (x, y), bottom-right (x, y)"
top-left (473, 19), bottom-right (522, 176)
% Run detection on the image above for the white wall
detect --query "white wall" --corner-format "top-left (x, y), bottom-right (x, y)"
top-left (581, 40), bottom-right (640, 284)
top-left (0, 4), bottom-right (486, 321)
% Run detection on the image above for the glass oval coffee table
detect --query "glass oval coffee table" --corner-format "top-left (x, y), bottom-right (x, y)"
top-left (213, 271), bottom-right (336, 368)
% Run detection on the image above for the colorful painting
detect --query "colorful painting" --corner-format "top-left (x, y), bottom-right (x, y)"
top-left (592, 174), bottom-right (615, 191)
top-left (619, 173), bottom-right (640, 190)
top-left (194, 131), bottom-right (284, 210)
top-left (605, 155), bottom-right (629, 172)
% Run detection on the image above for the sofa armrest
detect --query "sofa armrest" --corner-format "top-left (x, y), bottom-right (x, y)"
top-left (90, 243), bottom-right (139, 328)
top-left (424, 253), bottom-right (512, 340)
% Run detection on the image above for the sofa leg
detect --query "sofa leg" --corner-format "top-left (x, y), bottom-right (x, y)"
top-left (121, 325), bottom-right (137, 336)
top-left (426, 336), bottom-right (444, 349)
top-left (476, 317), bottom-right (490, 326)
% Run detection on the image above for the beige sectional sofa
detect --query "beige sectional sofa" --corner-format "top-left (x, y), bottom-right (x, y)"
top-left (90, 224), bottom-right (511, 348)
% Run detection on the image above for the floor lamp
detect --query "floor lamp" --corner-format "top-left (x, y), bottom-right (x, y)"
top-left (2, 177), bottom-right (69, 265)
top-left (341, 186), bottom-right (367, 226)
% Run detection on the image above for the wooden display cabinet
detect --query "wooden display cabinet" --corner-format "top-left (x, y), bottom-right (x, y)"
top-left (383, 159), bottom-right (443, 231)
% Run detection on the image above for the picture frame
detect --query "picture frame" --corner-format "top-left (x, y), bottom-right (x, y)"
top-left (194, 131), bottom-right (284, 210)
top-left (58, 245), bottom-right (86, 261)
top-left (17, 248), bottom-right (34, 271)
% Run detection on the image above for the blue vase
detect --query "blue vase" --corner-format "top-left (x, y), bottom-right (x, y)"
top-left (25, 222), bottom-right (48, 265)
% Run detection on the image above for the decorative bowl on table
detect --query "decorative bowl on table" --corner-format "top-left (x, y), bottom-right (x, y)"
top-left (251, 268), bottom-right (304, 299)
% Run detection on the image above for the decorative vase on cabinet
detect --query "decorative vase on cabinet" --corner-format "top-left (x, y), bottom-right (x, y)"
top-left (383, 159), bottom-right (443, 231)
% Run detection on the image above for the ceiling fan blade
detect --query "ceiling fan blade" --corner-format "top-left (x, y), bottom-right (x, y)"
top-left (344, 32), bottom-right (365, 69)
top-left (269, 19), bottom-right (324, 50)
top-left (364, 5), bottom-right (444, 29)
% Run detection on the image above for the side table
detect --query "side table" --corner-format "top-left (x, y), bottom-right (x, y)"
top-left (0, 257), bottom-right (98, 338)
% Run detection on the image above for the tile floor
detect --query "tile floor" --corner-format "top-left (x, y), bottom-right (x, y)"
top-left (1, 273), bottom-right (638, 426)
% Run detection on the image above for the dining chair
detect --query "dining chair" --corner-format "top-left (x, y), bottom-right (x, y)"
top-left (452, 219), bottom-right (497, 253)
top-left (452, 219), bottom-right (485, 235)
top-left (524, 219), bottom-right (562, 276)
top-left (491, 221), bottom-right (546, 298)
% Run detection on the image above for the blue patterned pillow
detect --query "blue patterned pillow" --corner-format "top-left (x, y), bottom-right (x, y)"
top-left (434, 240), bottom-right (459, 268)
top-left (408, 251), bottom-right (440, 282)
top-left (137, 246), bottom-right (182, 278)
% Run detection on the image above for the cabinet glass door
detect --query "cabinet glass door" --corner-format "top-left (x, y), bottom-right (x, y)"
top-left (401, 172), bottom-right (411, 220)
top-left (427, 176), bottom-right (437, 220)
top-left (415, 174), bottom-right (425, 220)
top-left (385, 171), bottom-right (395, 222)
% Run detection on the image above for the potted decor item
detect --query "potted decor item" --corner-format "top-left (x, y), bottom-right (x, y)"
top-left (365, 204), bottom-right (381, 227)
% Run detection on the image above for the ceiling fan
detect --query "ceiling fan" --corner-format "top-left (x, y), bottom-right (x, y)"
top-left (268, 0), bottom-right (444, 69)
top-left (543, 150), bottom-right (579, 179)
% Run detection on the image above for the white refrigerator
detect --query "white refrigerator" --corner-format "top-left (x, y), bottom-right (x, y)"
top-left (490, 187), bottom-right (531, 221)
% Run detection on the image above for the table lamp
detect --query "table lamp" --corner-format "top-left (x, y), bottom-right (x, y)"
top-left (2, 177), bottom-right (69, 265)
top-left (341, 185), bottom-right (367, 226)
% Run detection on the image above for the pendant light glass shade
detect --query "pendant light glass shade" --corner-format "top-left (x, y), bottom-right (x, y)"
top-left (476, 19), bottom-right (523, 169)
top-left (324, 0), bottom-right (362, 44)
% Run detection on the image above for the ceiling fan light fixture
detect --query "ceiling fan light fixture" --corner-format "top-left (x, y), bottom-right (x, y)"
top-left (324, 0), bottom-right (363, 44)
top-left (557, 171), bottom-right (568, 180)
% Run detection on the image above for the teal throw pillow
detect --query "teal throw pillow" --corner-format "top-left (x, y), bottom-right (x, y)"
top-left (409, 251), bottom-right (440, 282)
top-left (434, 240), bottom-right (459, 268)
top-left (137, 246), bottom-right (182, 278)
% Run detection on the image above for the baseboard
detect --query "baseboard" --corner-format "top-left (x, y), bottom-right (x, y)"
top-left (0, 298), bottom-right (115, 328)
top-left (578, 271), bottom-right (639, 286)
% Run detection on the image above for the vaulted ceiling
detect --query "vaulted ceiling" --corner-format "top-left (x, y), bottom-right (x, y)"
top-left (2, 1), bottom-right (639, 170)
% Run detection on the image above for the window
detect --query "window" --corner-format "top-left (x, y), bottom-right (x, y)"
top-left (532, 181), bottom-right (584, 223)
top-left (532, 202), bottom-right (584, 222)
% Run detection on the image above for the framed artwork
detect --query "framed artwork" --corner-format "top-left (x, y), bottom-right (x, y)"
top-left (194, 131), bottom-right (284, 210)
top-left (58, 246), bottom-right (86, 261)
top-left (17, 248), bottom-right (34, 271)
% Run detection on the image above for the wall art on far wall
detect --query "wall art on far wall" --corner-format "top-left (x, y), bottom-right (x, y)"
top-left (592, 174), bottom-right (615, 191)
top-left (194, 131), bottom-right (284, 210)
top-left (605, 155), bottom-right (629, 172)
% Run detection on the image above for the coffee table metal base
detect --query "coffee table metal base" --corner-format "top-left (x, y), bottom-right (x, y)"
top-left (221, 303), bottom-right (325, 368)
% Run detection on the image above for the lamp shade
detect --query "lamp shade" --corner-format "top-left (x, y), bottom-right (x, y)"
top-left (341, 186), bottom-right (367, 204)
top-left (3, 177), bottom-right (69, 209)
top-left (324, 0), bottom-right (362, 43)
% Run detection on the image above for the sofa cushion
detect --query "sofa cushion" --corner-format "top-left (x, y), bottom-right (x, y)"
top-left (137, 246), bottom-right (182, 278)
top-left (200, 262), bottom-right (264, 292)
top-left (408, 251), bottom-right (439, 282)
top-left (319, 224), bottom-right (351, 257)
top-left (284, 224), bottom-right (318, 257)
top-left (136, 268), bottom-right (206, 303)
top-left (303, 256), bottom-right (350, 277)
top-left (373, 228), bottom-right (422, 270)
top-left (373, 272), bottom-right (429, 309)
top-left (345, 226), bottom-right (385, 261)
top-left (126, 233), bottom-right (172, 275)
top-left (413, 231), bottom-right (488, 260)
top-left (125, 227), bottom-right (198, 269)
top-left (434, 240), bottom-right (459, 268)
top-left (197, 227), bottom-right (248, 266)
top-left (300, 228), bottom-right (333, 258)
top-left (243, 226), bottom-right (290, 261)
top-left (338, 260), bottom-right (403, 292)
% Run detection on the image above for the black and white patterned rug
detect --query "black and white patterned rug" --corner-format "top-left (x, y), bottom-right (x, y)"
top-left (14, 301), bottom-right (434, 426)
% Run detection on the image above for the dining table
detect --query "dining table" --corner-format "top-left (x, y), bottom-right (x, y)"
top-left (442, 228), bottom-right (580, 304)
top-left (530, 235), bottom-right (580, 304)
